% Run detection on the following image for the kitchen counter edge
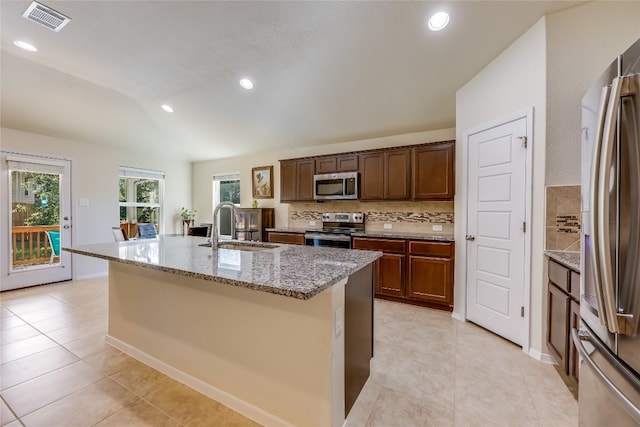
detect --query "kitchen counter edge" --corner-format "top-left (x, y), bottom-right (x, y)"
top-left (64, 236), bottom-right (381, 301)
top-left (266, 227), bottom-right (454, 242)
top-left (545, 250), bottom-right (580, 272)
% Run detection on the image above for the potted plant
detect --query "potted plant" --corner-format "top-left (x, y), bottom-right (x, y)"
top-left (179, 207), bottom-right (197, 235)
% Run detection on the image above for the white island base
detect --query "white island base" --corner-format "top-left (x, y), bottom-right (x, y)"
top-left (106, 261), bottom-right (363, 427)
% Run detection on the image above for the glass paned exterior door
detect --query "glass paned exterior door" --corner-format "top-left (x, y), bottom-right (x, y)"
top-left (1, 153), bottom-right (72, 290)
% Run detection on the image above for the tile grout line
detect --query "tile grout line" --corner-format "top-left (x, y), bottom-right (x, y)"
top-left (0, 394), bottom-right (23, 427)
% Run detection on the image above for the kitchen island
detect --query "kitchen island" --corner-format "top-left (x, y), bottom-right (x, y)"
top-left (64, 235), bottom-right (380, 427)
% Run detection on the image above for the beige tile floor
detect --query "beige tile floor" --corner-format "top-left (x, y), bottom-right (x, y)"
top-left (0, 277), bottom-right (577, 427)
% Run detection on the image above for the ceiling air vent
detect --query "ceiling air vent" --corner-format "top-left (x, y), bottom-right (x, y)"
top-left (21, 1), bottom-right (71, 32)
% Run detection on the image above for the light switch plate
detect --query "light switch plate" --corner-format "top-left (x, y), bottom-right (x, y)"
top-left (79, 198), bottom-right (89, 207)
top-left (432, 224), bottom-right (443, 232)
top-left (383, 223), bottom-right (392, 230)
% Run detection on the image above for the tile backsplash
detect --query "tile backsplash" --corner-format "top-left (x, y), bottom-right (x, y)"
top-left (287, 201), bottom-right (454, 234)
top-left (546, 185), bottom-right (581, 251)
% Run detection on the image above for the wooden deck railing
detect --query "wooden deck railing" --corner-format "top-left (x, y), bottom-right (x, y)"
top-left (11, 225), bottom-right (59, 265)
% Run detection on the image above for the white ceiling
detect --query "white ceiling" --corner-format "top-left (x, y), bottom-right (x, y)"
top-left (0, 1), bottom-right (583, 161)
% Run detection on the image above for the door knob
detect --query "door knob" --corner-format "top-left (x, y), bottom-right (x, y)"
top-left (63, 225), bottom-right (70, 229)
top-left (466, 235), bottom-right (475, 241)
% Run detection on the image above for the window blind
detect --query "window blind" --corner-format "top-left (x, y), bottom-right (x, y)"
top-left (7, 160), bottom-right (65, 175)
top-left (119, 166), bottom-right (165, 180)
top-left (213, 172), bottom-right (240, 182)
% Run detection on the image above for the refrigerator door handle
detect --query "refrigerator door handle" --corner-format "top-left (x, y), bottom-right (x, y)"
top-left (598, 76), bottom-right (624, 333)
top-left (590, 85), bottom-right (612, 327)
top-left (572, 329), bottom-right (640, 424)
top-left (618, 74), bottom-right (640, 336)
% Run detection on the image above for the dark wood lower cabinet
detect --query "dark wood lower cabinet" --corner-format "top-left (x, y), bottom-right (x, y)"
top-left (408, 256), bottom-right (452, 305)
top-left (548, 283), bottom-right (570, 371)
top-left (352, 236), bottom-right (454, 311)
top-left (267, 231), bottom-right (305, 245)
top-left (546, 258), bottom-right (580, 390)
top-left (377, 253), bottom-right (405, 297)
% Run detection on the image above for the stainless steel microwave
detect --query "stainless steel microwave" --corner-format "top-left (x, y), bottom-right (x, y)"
top-left (313, 172), bottom-right (359, 200)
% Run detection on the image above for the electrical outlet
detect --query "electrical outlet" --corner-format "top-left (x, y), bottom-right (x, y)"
top-left (383, 223), bottom-right (393, 230)
top-left (432, 224), bottom-right (443, 232)
top-left (309, 220), bottom-right (316, 226)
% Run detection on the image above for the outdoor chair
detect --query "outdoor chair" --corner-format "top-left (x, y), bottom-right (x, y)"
top-left (45, 230), bottom-right (60, 263)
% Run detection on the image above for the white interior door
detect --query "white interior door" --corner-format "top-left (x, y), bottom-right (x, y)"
top-left (466, 117), bottom-right (527, 345)
top-left (1, 152), bottom-right (72, 291)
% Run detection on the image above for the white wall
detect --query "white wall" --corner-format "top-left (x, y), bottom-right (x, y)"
top-left (1, 127), bottom-right (192, 280)
top-left (192, 128), bottom-right (455, 228)
top-left (455, 18), bottom-right (547, 354)
top-left (455, 0), bottom-right (640, 358)
top-left (545, 1), bottom-right (640, 186)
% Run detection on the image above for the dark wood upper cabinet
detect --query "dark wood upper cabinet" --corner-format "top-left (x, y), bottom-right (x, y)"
top-left (337, 155), bottom-right (359, 172)
top-left (297, 160), bottom-right (315, 201)
top-left (359, 152), bottom-right (385, 200)
top-left (360, 149), bottom-right (410, 201)
top-left (280, 159), bottom-right (297, 202)
top-left (413, 142), bottom-right (455, 200)
top-left (385, 149), bottom-right (411, 200)
top-left (280, 159), bottom-right (315, 202)
top-left (281, 140), bottom-right (454, 202)
top-left (315, 157), bottom-right (337, 174)
top-left (315, 154), bottom-right (359, 174)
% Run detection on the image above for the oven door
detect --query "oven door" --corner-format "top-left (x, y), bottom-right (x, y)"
top-left (304, 232), bottom-right (352, 249)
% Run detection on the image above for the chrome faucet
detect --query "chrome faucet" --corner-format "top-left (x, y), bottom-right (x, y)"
top-left (211, 202), bottom-right (239, 250)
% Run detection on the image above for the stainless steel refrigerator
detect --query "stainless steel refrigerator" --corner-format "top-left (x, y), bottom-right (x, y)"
top-left (577, 37), bottom-right (640, 426)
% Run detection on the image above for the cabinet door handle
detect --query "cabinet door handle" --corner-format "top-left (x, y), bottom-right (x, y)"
top-left (465, 235), bottom-right (475, 241)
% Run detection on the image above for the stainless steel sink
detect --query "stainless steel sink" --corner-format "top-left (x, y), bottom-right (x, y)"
top-left (199, 241), bottom-right (278, 251)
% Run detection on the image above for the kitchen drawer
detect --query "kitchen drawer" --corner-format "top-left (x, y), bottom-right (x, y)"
top-left (267, 232), bottom-right (304, 245)
top-left (408, 241), bottom-right (452, 258)
top-left (570, 271), bottom-right (580, 301)
top-left (352, 237), bottom-right (406, 254)
top-left (548, 260), bottom-right (570, 294)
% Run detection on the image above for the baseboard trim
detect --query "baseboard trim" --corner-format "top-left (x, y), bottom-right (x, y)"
top-left (75, 272), bottom-right (108, 281)
top-left (527, 348), bottom-right (555, 364)
top-left (451, 312), bottom-right (465, 321)
top-left (105, 335), bottom-right (295, 427)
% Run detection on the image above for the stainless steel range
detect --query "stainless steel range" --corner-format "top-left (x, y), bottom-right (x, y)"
top-left (304, 212), bottom-right (364, 249)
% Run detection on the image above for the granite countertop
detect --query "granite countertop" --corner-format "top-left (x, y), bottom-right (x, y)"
top-left (545, 250), bottom-right (580, 272)
top-left (266, 227), bottom-right (454, 242)
top-left (64, 235), bottom-right (381, 300)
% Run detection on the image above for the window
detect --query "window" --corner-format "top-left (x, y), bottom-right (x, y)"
top-left (119, 167), bottom-right (164, 234)
top-left (213, 172), bottom-right (240, 237)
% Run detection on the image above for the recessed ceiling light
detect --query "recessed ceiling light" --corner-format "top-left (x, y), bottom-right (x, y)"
top-left (14, 40), bottom-right (38, 52)
top-left (239, 78), bottom-right (254, 90)
top-left (428, 11), bottom-right (450, 31)
top-left (161, 104), bottom-right (174, 113)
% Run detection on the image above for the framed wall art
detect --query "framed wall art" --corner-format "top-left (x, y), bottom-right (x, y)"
top-left (251, 165), bottom-right (273, 198)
